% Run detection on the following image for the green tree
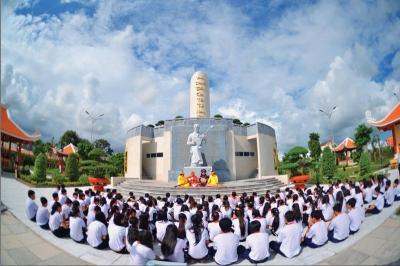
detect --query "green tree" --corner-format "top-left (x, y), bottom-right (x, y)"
top-left (214, 114), bottom-right (223, 118)
top-left (65, 153), bottom-right (79, 182)
top-left (88, 148), bottom-right (107, 163)
top-left (175, 116), bottom-right (183, 119)
top-left (308, 132), bottom-right (322, 161)
top-left (155, 120), bottom-right (165, 126)
top-left (59, 130), bottom-right (81, 147)
top-left (93, 138), bottom-right (113, 156)
top-left (232, 118), bottom-right (242, 125)
top-left (353, 123), bottom-right (373, 162)
top-left (147, 124), bottom-right (155, 128)
top-left (321, 146), bottom-right (337, 178)
top-left (278, 146), bottom-right (311, 176)
top-left (243, 122), bottom-right (250, 126)
top-left (359, 153), bottom-right (372, 176)
top-left (33, 139), bottom-right (47, 157)
top-left (108, 152), bottom-right (124, 174)
top-left (77, 139), bottom-right (94, 160)
top-left (45, 137), bottom-right (57, 157)
top-left (33, 153), bottom-right (47, 182)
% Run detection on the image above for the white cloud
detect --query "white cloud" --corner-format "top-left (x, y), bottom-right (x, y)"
top-left (1, 0), bottom-right (400, 154)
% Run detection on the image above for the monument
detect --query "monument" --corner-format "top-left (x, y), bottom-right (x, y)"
top-left (124, 71), bottom-right (279, 183)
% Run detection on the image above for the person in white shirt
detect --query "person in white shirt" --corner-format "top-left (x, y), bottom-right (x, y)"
top-left (108, 213), bottom-right (128, 253)
top-left (301, 210), bottom-right (328, 248)
top-left (87, 212), bottom-right (109, 249)
top-left (327, 203), bottom-right (350, 243)
top-left (186, 214), bottom-right (210, 263)
top-left (319, 195), bottom-right (333, 222)
top-left (155, 211), bottom-right (173, 242)
top-left (384, 180), bottom-right (395, 207)
top-left (221, 200), bottom-right (233, 219)
top-left (37, 197), bottom-right (50, 230)
top-left (346, 198), bottom-right (362, 234)
top-left (58, 189), bottom-right (67, 206)
top-left (207, 212), bottom-right (222, 242)
top-left (242, 220), bottom-right (270, 263)
top-left (48, 192), bottom-right (59, 211)
top-left (161, 224), bottom-right (187, 263)
top-left (49, 202), bottom-right (70, 238)
top-left (365, 187), bottom-right (385, 215)
top-left (228, 192), bottom-right (238, 210)
top-left (173, 198), bottom-right (183, 221)
top-left (363, 182), bottom-right (373, 204)
top-left (251, 210), bottom-right (268, 233)
top-left (232, 209), bottom-right (248, 241)
top-left (62, 198), bottom-right (72, 221)
top-left (394, 179), bottom-right (400, 201)
top-left (214, 194), bottom-right (222, 208)
top-left (130, 230), bottom-right (160, 265)
top-left (269, 211), bottom-right (301, 259)
top-left (69, 207), bottom-right (87, 243)
top-left (211, 218), bottom-right (240, 265)
top-left (26, 190), bottom-right (38, 222)
top-left (87, 206), bottom-right (101, 227)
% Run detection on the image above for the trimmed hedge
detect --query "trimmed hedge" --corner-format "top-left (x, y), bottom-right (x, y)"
top-left (65, 154), bottom-right (79, 182)
top-left (33, 153), bottom-right (47, 182)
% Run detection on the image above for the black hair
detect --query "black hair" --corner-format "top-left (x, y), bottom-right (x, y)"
top-left (252, 209), bottom-right (261, 218)
top-left (139, 212), bottom-right (150, 231)
top-left (386, 180), bottom-right (391, 187)
top-left (107, 205), bottom-right (119, 222)
top-left (99, 197), bottom-right (106, 206)
top-left (28, 190), bottom-right (35, 197)
top-left (40, 197), bottom-right (47, 205)
top-left (157, 210), bottom-right (168, 222)
top-left (211, 212), bottom-right (219, 222)
top-left (262, 202), bottom-right (271, 217)
top-left (374, 186), bottom-right (381, 193)
top-left (127, 217), bottom-right (139, 245)
top-left (285, 211), bottom-right (295, 223)
top-left (232, 191), bottom-right (237, 197)
top-left (322, 195), bottom-right (330, 205)
top-left (114, 213), bottom-right (125, 226)
top-left (161, 224), bottom-right (178, 256)
top-left (333, 203), bottom-right (342, 213)
top-left (138, 230), bottom-right (153, 250)
top-left (181, 204), bottom-right (189, 213)
top-left (292, 203), bottom-right (302, 223)
top-left (310, 210), bottom-right (322, 220)
top-left (166, 192), bottom-right (170, 197)
top-left (51, 202), bottom-right (62, 215)
top-left (61, 188), bottom-right (67, 194)
top-left (248, 220), bottom-right (261, 234)
top-left (394, 179), bottom-right (399, 184)
top-left (234, 209), bottom-right (246, 238)
top-left (203, 201), bottom-right (210, 219)
top-left (95, 211), bottom-right (107, 226)
top-left (271, 208), bottom-right (280, 232)
top-left (65, 198), bottom-right (72, 205)
top-left (346, 198), bottom-right (356, 208)
top-left (219, 218), bottom-right (233, 233)
top-left (93, 197), bottom-right (100, 203)
top-left (189, 213), bottom-right (203, 245)
top-left (177, 213), bottom-right (187, 240)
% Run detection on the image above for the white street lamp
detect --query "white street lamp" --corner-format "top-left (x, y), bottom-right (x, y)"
top-left (320, 106), bottom-right (337, 164)
top-left (85, 111), bottom-right (104, 143)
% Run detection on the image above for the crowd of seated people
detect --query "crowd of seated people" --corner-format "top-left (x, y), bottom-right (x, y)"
top-left (25, 174), bottom-right (400, 265)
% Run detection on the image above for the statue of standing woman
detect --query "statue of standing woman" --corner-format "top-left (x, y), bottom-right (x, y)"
top-left (187, 124), bottom-right (206, 167)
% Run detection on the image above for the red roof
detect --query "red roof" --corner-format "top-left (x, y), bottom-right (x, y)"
top-left (333, 138), bottom-right (356, 152)
top-left (57, 143), bottom-right (78, 156)
top-left (367, 103), bottom-right (400, 130)
top-left (1, 104), bottom-right (41, 143)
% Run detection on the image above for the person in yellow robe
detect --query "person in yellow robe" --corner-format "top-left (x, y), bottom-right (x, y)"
top-left (177, 172), bottom-right (189, 187)
top-left (207, 171), bottom-right (219, 185)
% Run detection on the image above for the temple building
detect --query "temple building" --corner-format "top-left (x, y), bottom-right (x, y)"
top-left (367, 103), bottom-right (400, 155)
top-left (124, 71), bottom-right (279, 182)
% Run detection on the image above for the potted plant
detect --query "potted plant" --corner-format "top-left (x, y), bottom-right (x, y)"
top-left (88, 166), bottom-right (109, 192)
top-left (87, 148), bottom-right (108, 191)
top-left (278, 146), bottom-right (312, 189)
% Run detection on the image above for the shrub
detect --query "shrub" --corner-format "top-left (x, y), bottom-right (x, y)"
top-left (80, 160), bottom-right (98, 167)
top-left (88, 148), bottom-right (107, 163)
top-left (65, 154), bottom-right (79, 182)
top-left (52, 173), bottom-right (66, 184)
top-left (78, 174), bottom-right (90, 185)
top-left (336, 171), bottom-right (349, 179)
top-left (33, 153), bottom-right (47, 182)
top-left (321, 147), bottom-right (337, 178)
top-left (359, 153), bottom-right (372, 176)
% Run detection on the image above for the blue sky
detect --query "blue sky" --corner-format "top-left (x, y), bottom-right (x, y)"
top-left (2, 0), bottom-right (400, 155)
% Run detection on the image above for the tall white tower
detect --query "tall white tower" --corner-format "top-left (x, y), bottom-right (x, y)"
top-left (190, 71), bottom-right (210, 118)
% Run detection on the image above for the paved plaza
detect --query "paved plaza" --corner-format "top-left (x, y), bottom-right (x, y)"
top-left (1, 170), bottom-right (400, 265)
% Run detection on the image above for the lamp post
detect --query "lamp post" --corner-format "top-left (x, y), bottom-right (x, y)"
top-left (394, 93), bottom-right (400, 102)
top-left (85, 111), bottom-right (104, 143)
top-left (320, 107), bottom-right (337, 164)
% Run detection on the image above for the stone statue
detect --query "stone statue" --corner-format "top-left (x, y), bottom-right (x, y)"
top-left (187, 124), bottom-right (206, 167)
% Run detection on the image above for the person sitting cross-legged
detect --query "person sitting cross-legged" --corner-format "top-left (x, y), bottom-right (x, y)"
top-left (210, 217), bottom-right (241, 265)
top-left (269, 211), bottom-right (301, 259)
top-left (301, 210), bottom-right (328, 248)
top-left (242, 220), bottom-right (270, 263)
top-left (365, 186), bottom-right (384, 215)
top-left (327, 203), bottom-right (350, 243)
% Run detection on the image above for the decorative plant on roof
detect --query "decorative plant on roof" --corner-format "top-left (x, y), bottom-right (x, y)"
top-left (278, 146), bottom-right (312, 177)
